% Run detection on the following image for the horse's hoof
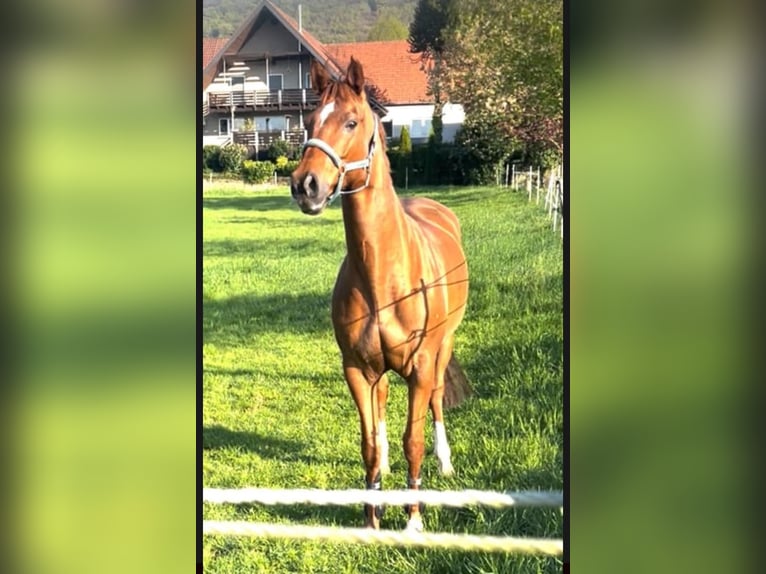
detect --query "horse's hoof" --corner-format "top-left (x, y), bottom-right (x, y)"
top-left (438, 460), bottom-right (454, 476)
top-left (405, 516), bottom-right (424, 532)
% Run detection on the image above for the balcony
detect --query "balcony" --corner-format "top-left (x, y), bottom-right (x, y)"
top-left (232, 129), bottom-right (308, 149)
top-left (207, 89), bottom-right (320, 112)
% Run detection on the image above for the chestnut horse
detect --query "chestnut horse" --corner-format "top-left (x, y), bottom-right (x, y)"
top-left (290, 58), bottom-right (471, 531)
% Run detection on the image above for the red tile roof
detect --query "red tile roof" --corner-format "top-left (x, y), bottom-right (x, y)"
top-left (325, 41), bottom-right (431, 105)
top-left (202, 37), bottom-right (228, 69)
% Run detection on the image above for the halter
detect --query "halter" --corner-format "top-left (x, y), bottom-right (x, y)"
top-left (301, 113), bottom-right (378, 204)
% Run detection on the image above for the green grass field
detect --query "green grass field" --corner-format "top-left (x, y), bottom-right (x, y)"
top-left (203, 185), bottom-right (563, 573)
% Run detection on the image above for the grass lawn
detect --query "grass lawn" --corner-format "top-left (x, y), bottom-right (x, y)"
top-left (203, 185), bottom-right (563, 573)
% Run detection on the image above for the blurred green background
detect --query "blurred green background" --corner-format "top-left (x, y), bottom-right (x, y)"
top-left (571, 0), bottom-right (756, 571)
top-left (5, 1), bottom-right (194, 573)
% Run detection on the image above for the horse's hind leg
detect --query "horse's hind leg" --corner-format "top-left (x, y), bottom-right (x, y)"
top-left (344, 365), bottom-right (384, 529)
top-left (430, 336), bottom-right (455, 476)
top-left (377, 373), bottom-right (391, 474)
top-left (403, 360), bottom-right (435, 532)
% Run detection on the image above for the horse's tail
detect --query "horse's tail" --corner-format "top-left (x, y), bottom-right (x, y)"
top-left (443, 354), bottom-right (473, 409)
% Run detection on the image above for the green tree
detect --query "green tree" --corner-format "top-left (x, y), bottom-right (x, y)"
top-left (399, 126), bottom-right (412, 154)
top-left (408, 0), bottom-right (455, 58)
top-left (443, 0), bottom-right (563, 155)
top-left (367, 14), bottom-right (409, 41)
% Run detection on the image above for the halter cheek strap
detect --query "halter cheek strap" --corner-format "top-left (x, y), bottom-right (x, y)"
top-left (301, 114), bottom-right (378, 204)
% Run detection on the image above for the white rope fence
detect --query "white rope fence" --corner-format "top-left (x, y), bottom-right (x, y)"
top-left (203, 521), bottom-right (563, 555)
top-left (204, 488), bottom-right (562, 509)
top-left (204, 488), bottom-right (564, 555)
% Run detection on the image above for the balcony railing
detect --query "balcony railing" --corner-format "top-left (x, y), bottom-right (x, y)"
top-left (233, 129), bottom-right (308, 148)
top-left (208, 89), bottom-right (320, 112)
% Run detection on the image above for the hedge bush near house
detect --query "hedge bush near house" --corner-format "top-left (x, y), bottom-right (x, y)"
top-left (219, 144), bottom-right (248, 175)
top-left (276, 159), bottom-right (300, 177)
top-left (241, 160), bottom-right (275, 184)
top-left (203, 145), bottom-right (223, 172)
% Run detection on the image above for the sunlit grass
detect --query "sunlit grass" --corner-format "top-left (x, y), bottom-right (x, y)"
top-left (203, 185), bottom-right (563, 573)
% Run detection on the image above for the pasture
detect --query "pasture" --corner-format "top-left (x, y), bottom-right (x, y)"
top-left (202, 185), bottom-right (563, 573)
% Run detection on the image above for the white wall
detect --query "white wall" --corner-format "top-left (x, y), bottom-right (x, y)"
top-left (381, 103), bottom-right (465, 143)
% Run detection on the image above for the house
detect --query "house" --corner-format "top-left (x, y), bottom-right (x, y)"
top-left (201, 0), bottom-right (463, 150)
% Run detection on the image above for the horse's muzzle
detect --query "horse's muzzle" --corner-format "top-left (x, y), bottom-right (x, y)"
top-left (291, 171), bottom-right (329, 215)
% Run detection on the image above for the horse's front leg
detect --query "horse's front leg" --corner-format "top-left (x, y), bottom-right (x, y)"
top-left (403, 363), bottom-right (434, 532)
top-left (344, 365), bottom-right (384, 529)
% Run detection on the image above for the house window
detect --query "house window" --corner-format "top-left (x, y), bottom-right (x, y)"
top-left (304, 73), bottom-right (311, 89)
top-left (410, 119), bottom-right (432, 139)
top-left (230, 76), bottom-right (245, 89)
top-left (219, 118), bottom-right (229, 135)
top-left (382, 120), bottom-right (393, 139)
top-left (269, 74), bottom-right (283, 90)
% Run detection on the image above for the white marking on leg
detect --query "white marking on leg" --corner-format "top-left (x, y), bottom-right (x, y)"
top-left (318, 102), bottom-right (335, 127)
top-left (405, 515), bottom-right (424, 532)
top-left (433, 421), bottom-right (454, 476)
top-left (378, 421), bottom-right (390, 474)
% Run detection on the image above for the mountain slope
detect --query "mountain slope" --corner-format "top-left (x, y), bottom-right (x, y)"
top-left (203, 0), bottom-right (417, 44)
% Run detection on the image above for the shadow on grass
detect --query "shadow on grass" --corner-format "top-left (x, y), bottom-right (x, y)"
top-left (204, 425), bottom-right (310, 460)
top-left (204, 237), bottom-right (344, 258)
top-left (204, 290), bottom-right (334, 344)
top-left (203, 194), bottom-right (295, 212)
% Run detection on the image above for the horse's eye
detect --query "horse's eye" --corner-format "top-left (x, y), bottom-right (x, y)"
top-left (345, 120), bottom-right (358, 130)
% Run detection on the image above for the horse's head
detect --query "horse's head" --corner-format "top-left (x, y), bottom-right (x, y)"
top-left (291, 57), bottom-right (379, 215)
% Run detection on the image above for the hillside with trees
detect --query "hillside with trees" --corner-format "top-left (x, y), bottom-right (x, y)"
top-left (203, 0), bottom-right (416, 43)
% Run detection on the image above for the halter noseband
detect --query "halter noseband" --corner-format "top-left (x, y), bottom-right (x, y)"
top-left (301, 113), bottom-right (378, 204)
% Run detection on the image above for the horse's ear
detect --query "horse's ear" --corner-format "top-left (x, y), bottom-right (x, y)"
top-left (346, 57), bottom-right (365, 95)
top-left (310, 60), bottom-right (330, 95)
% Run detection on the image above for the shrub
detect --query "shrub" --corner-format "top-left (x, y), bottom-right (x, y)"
top-left (219, 144), bottom-right (247, 174)
top-left (241, 160), bottom-right (275, 184)
top-left (399, 126), bottom-right (412, 154)
top-left (274, 155), bottom-right (289, 170)
top-left (267, 140), bottom-right (291, 162)
top-left (276, 159), bottom-right (300, 177)
top-left (203, 145), bottom-right (223, 172)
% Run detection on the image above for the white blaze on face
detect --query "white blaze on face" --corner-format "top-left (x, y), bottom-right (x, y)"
top-left (317, 101), bottom-right (335, 127)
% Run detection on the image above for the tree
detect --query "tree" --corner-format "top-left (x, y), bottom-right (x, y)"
top-left (399, 126), bottom-right (412, 154)
top-left (409, 0), bottom-right (456, 147)
top-left (367, 14), bottom-right (409, 41)
top-left (443, 0), bottom-right (563, 156)
top-left (408, 0), bottom-right (455, 59)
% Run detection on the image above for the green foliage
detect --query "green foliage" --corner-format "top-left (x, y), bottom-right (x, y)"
top-left (266, 139), bottom-right (291, 162)
top-left (453, 121), bottom-right (513, 185)
top-left (203, 0), bottom-right (417, 43)
top-left (367, 14), bottom-right (409, 41)
top-left (408, 0), bottom-right (454, 56)
top-left (399, 126), bottom-right (412, 154)
top-left (240, 160), bottom-right (275, 184)
top-left (203, 145), bottom-right (223, 172)
top-left (276, 159), bottom-right (300, 177)
top-left (430, 113), bottom-right (443, 144)
top-left (218, 143), bottom-right (247, 174)
top-left (442, 0), bottom-right (563, 153)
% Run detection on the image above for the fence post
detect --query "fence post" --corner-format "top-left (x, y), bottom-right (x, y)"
top-left (527, 166), bottom-right (532, 200)
top-left (511, 164), bottom-right (516, 190)
top-left (505, 163), bottom-right (510, 187)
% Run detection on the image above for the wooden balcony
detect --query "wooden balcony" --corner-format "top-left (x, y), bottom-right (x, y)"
top-left (207, 89), bottom-right (320, 112)
top-left (233, 129), bottom-right (308, 148)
